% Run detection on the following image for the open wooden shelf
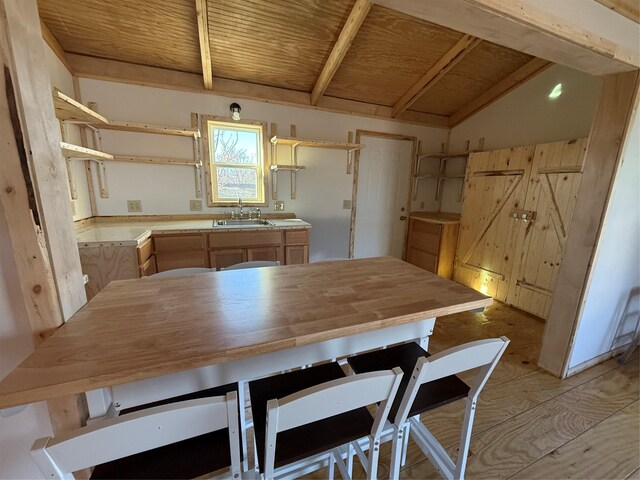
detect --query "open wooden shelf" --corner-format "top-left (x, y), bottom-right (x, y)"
top-left (111, 155), bottom-right (201, 166)
top-left (60, 142), bottom-right (113, 161)
top-left (414, 173), bottom-right (465, 179)
top-left (417, 151), bottom-right (474, 160)
top-left (94, 121), bottom-right (200, 138)
top-left (270, 164), bottom-right (306, 172)
top-left (270, 136), bottom-right (361, 151)
top-left (53, 89), bottom-right (109, 125)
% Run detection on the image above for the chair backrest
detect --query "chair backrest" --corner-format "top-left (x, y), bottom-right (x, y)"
top-left (150, 267), bottom-right (212, 277)
top-left (395, 337), bottom-right (509, 426)
top-left (263, 368), bottom-right (403, 478)
top-left (222, 260), bottom-right (280, 270)
top-left (31, 393), bottom-right (241, 480)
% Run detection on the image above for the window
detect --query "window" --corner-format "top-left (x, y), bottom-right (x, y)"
top-left (205, 119), bottom-right (266, 205)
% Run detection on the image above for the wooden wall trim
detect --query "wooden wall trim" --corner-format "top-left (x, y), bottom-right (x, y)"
top-left (311, 0), bottom-right (371, 105)
top-left (67, 54), bottom-right (449, 129)
top-left (374, 0), bottom-right (638, 76)
top-left (194, 0), bottom-right (213, 90)
top-left (448, 58), bottom-right (552, 127)
top-left (538, 71), bottom-right (639, 377)
top-left (39, 19), bottom-right (73, 75)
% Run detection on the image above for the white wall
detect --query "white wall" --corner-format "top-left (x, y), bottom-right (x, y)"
top-left (441, 64), bottom-right (602, 213)
top-left (44, 46), bottom-right (92, 220)
top-left (77, 78), bottom-right (448, 260)
top-left (0, 203), bottom-right (53, 478)
top-left (568, 100), bottom-right (640, 369)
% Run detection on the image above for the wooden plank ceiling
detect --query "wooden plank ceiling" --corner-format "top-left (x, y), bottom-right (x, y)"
top-left (37, 0), bottom-right (552, 128)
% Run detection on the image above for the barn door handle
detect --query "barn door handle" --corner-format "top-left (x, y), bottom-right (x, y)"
top-left (400, 216), bottom-right (407, 221)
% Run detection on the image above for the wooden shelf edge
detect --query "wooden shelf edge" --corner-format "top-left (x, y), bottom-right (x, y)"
top-left (53, 89), bottom-right (109, 125)
top-left (111, 155), bottom-right (201, 166)
top-left (94, 120), bottom-right (200, 138)
top-left (417, 151), bottom-right (476, 160)
top-left (60, 142), bottom-right (113, 161)
top-left (270, 164), bottom-right (306, 172)
top-left (271, 135), bottom-right (362, 151)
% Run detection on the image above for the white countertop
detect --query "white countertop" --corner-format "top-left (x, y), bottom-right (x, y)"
top-left (76, 219), bottom-right (312, 246)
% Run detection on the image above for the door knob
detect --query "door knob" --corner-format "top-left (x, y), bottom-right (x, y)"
top-left (400, 216), bottom-right (407, 221)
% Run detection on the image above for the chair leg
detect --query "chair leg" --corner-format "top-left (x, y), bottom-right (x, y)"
top-left (328, 451), bottom-right (335, 480)
top-left (389, 425), bottom-right (403, 480)
top-left (401, 422), bottom-right (411, 466)
top-left (367, 436), bottom-right (380, 480)
top-left (347, 442), bottom-right (354, 477)
top-left (454, 398), bottom-right (477, 480)
top-left (238, 380), bottom-right (249, 472)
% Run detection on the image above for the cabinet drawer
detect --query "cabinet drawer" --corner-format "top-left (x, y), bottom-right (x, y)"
top-left (208, 231), bottom-right (282, 248)
top-left (137, 238), bottom-right (154, 264)
top-left (154, 234), bottom-right (204, 252)
top-left (406, 248), bottom-right (438, 273)
top-left (411, 219), bottom-right (442, 237)
top-left (139, 255), bottom-right (157, 277)
top-left (155, 251), bottom-right (207, 272)
top-left (284, 229), bottom-right (309, 245)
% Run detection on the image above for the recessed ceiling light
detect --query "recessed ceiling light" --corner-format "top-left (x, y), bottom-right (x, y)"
top-left (548, 83), bottom-right (562, 99)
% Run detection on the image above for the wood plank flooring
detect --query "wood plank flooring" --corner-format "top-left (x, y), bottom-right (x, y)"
top-left (298, 301), bottom-right (640, 479)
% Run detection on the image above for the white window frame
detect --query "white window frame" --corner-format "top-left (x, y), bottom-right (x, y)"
top-left (202, 115), bottom-right (268, 207)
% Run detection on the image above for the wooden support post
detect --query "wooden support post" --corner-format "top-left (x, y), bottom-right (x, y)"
top-left (73, 76), bottom-right (97, 216)
top-left (538, 71), bottom-right (639, 377)
top-left (1, 0), bottom-right (88, 469)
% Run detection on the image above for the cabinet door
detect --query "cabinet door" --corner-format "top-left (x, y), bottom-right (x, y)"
top-left (454, 146), bottom-right (533, 301)
top-left (286, 245), bottom-right (309, 265)
top-left (507, 139), bottom-right (587, 318)
top-left (139, 255), bottom-right (157, 277)
top-left (155, 251), bottom-right (207, 272)
top-left (247, 247), bottom-right (283, 263)
top-left (210, 249), bottom-right (247, 271)
top-left (406, 219), bottom-right (441, 274)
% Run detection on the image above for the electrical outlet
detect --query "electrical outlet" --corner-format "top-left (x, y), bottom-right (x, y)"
top-left (127, 200), bottom-right (142, 213)
top-left (274, 200), bottom-right (285, 211)
top-left (343, 200), bottom-right (352, 209)
top-left (190, 200), bottom-right (202, 211)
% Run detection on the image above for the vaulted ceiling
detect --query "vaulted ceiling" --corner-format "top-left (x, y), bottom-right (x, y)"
top-left (38, 0), bottom-right (553, 128)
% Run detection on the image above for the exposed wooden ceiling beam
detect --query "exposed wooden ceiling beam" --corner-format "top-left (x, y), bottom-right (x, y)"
top-left (67, 54), bottom-right (449, 129)
top-left (448, 57), bottom-right (552, 127)
top-left (310, 0), bottom-right (372, 106)
top-left (391, 34), bottom-right (481, 118)
top-left (40, 19), bottom-right (74, 75)
top-left (595, 0), bottom-right (640, 24)
top-left (195, 0), bottom-right (213, 90)
top-left (374, 0), bottom-right (638, 75)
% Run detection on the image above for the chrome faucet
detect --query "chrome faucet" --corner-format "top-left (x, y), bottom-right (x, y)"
top-left (237, 198), bottom-right (243, 218)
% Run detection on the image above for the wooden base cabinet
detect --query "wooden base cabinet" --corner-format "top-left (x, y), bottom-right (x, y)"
top-left (405, 216), bottom-right (459, 279)
top-left (284, 230), bottom-right (309, 265)
top-left (154, 233), bottom-right (207, 272)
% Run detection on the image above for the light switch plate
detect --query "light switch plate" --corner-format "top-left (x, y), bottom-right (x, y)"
top-left (274, 200), bottom-right (285, 211)
top-left (127, 200), bottom-right (142, 212)
top-left (190, 200), bottom-right (202, 211)
top-left (343, 200), bottom-right (352, 209)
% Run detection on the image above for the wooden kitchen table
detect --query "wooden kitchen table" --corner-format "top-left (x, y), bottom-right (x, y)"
top-left (0, 257), bottom-right (491, 416)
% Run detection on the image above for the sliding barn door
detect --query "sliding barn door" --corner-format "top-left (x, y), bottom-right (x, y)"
top-left (506, 139), bottom-right (588, 318)
top-left (454, 146), bottom-right (534, 301)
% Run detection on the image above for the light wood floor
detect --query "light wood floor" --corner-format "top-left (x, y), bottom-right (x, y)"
top-left (300, 301), bottom-right (640, 479)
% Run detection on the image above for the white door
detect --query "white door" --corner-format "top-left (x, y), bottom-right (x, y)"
top-left (354, 137), bottom-right (412, 259)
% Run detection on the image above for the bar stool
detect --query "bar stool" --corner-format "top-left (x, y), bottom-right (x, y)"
top-left (31, 393), bottom-right (242, 479)
top-left (347, 337), bottom-right (509, 479)
top-left (249, 362), bottom-right (403, 479)
top-left (223, 261), bottom-right (280, 270)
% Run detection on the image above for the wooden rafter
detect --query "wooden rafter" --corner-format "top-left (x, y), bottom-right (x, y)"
top-left (310, 0), bottom-right (371, 105)
top-left (448, 57), bottom-right (551, 127)
top-left (195, 0), bottom-right (213, 89)
top-left (40, 19), bottom-right (74, 74)
top-left (391, 35), bottom-right (481, 118)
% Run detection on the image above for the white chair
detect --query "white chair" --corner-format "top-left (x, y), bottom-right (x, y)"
top-left (31, 394), bottom-right (242, 480)
top-left (249, 362), bottom-right (403, 480)
top-left (222, 261), bottom-right (280, 270)
top-left (150, 267), bottom-right (212, 277)
top-left (393, 337), bottom-right (509, 479)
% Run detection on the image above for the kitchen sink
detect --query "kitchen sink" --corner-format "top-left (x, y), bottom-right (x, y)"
top-left (213, 219), bottom-right (274, 227)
